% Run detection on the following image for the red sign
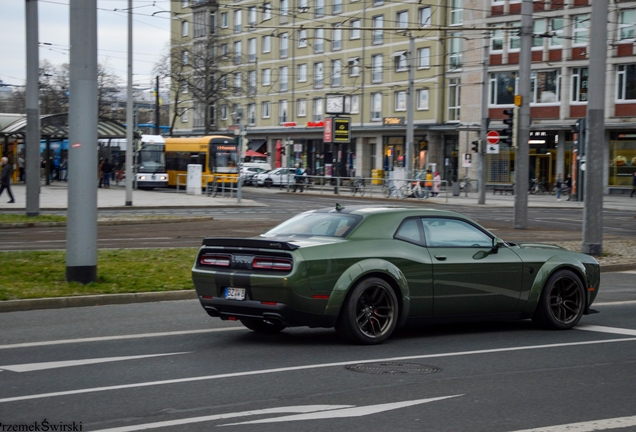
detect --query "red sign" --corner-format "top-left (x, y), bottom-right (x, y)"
top-left (307, 121), bottom-right (324, 128)
top-left (283, 122), bottom-right (297, 127)
top-left (323, 117), bottom-right (333, 143)
top-left (487, 130), bottom-right (500, 144)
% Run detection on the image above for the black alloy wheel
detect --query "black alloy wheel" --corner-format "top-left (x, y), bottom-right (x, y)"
top-left (532, 269), bottom-right (585, 330)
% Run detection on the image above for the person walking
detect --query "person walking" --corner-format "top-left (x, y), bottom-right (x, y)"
top-left (432, 171), bottom-right (441, 197)
top-left (565, 173), bottom-right (573, 201)
top-left (0, 157), bottom-right (15, 203)
top-left (631, 172), bottom-right (636, 198)
top-left (101, 158), bottom-right (113, 189)
top-left (293, 163), bottom-right (305, 192)
top-left (555, 173), bottom-right (563, 201)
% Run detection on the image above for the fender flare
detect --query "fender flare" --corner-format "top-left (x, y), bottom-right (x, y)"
top-left (323, 258), bottom-right (410, 324)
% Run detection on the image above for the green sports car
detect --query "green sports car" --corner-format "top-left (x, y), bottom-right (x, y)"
top-left (191, 206), bottom-right (600, 344)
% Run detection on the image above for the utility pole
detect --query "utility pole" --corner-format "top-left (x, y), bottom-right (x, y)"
top-left (66, 0), bottom-right (98, 284)
top-left (583, 0), bottom-right (608, 256)
top-left (25, 0), bottom-right (40, 217)
top-left (125, 0), bottom-right (133, 206)
top-left (513, 0), bottom-right (532, 229)
top-left (478, 32), bottom-right (489, 205)
top-left (155, 75), bottom-right (160, 136)
top-left (405, 35), bottom-right (414, 181)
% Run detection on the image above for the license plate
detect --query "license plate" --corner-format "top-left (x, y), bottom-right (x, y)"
top-left (223, 287), bottom-right (246, 301)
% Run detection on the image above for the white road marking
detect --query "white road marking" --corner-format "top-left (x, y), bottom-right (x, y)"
top-left (90, 405), bottom-right (353, 432)
top-left (575, 325), bottom-right (636, 336)
top-left (0, 327), bottom-right (244, 350)
top-left (508, 415), bottom-right (636, 431)
top-left (593, 300), bottom-right (636, 307)
top-left (221, 396), bottom-right (462, 426)
top-left (1, 337), bottom-right (635, 404)
top-left (0, 352), bottom-right (189, 373)
top-left (619, 270), bottom-right (636, 274)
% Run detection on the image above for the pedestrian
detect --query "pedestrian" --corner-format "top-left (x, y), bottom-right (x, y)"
top-left (101, 158), bottom-right (113, 189)
top-left (293, 163), bottom-right (305, 192)
top-left (60, 157), bottom-right (68, 181)
top-left (425, 170), bottom-right (433, 195)
top-left (18, 153), bottom-right (25, 182)
top-left (0, 157), bottom-right (15, 203)
top-left (98, 158), bottom-right (104, 188)
top-left (432, 171), bottom-right (441, 197)
top-left (555, 173), bottom-right (563, 201)
top-left (631, 172), bottom-right (636, 198)
top-left (565, 173), bottom-right (573, 201)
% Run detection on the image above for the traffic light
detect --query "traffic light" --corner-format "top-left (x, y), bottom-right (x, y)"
top-left (471, 140), bottom-right (480, 153)
top-left (501, 108), bottom-right (514, 146)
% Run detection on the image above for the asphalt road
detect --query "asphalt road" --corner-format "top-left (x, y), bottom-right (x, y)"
top-left (1, 272), bottom-right (635, 432)
top-left (2, 190), bottom-right (636, 251)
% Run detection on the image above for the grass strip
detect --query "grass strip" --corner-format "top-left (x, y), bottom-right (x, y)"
top-left (0, 214), bottom-right (66, 224)
top-left (0, 248), bottom-right (197, 301)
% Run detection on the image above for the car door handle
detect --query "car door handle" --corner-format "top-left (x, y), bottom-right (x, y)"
top-left (434, 255), bottom-right (447, 261)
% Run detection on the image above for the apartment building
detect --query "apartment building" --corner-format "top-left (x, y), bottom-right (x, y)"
top-left (459, 0), bottom-right (636, 192)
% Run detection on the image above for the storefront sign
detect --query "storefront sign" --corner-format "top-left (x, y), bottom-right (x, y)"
top-left (334, 117), bottom-right (351, 144)
top-left (383, 117), bottom-right (405, 126)
top-left (323, 117), bottom-right (333, 142)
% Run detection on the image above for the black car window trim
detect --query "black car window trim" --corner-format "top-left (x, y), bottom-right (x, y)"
top-left (393, 216), bottom-right (426, 246)
top-left (420, 216), bottom-right (494, 248)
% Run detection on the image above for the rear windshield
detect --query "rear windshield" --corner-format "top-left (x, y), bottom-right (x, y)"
top-left (262, 212), bottom-right (362, 238)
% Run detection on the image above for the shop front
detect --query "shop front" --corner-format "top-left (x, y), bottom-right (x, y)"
top-left (609, 132), bottom-right (636, 189)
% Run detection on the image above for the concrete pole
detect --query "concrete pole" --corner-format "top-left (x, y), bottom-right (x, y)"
top-left (66, 0), bottom-right (98, 283)
top-left (405, 35), bottom-right (414, 180)
top-left (583, 0), bottom-right (608, 256)
top-left (478, 32), bottom-right (489, 205)
top-left (25, 0), bottom-right (40, 216)
top-left (125, 0), bottom-right (134, 206)
top-left (513, 0), bottom-right (532, 229)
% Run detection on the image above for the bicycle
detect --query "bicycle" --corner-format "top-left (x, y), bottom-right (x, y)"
top-left (529, 178), bottom-right (546, 195)
top-left (351, 177), bottom-right (365, 196)
top-left (381, 179), bottom-right (399, 198)
top-left (459, 177), bottom-right (473, 193)
top-left (399, 180), bottom-right (427, 199)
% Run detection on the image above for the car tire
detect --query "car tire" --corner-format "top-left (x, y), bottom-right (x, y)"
top-left (532, 269), bottom-right (585, 330)
top-left (240, 318), bottom-right (286, 334)
top-left (335, 277), bottom-right (398, 345)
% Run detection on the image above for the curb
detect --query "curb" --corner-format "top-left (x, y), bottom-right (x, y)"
top-left (0, 290), bottom-right (198, 313)
top-left (0, 216), bottom-right (215, 230)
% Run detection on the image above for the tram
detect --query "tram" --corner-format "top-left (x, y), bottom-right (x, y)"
top-left (164, 135), bottom-right (238, 188)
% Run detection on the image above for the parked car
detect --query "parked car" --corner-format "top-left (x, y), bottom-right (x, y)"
top-left (240, 166), bottom-right (268, 186)
top-left (254, 167), bottom-right (295, 187)
top-left (191, 206), bottom-right (600, 344)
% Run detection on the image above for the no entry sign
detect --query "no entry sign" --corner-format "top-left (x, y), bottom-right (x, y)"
top-left (487, 130), bottom-right (500, 144)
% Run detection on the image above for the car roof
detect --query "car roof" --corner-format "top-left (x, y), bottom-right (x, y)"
top-left (310, 205), bottom-right (466, 219)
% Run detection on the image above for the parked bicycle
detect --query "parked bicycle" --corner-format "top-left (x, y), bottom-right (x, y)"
top-left (382, 179), bottom-right (399, 198)
top-left (529, 178), bottom-right (546, 195)
top-left (351, 177), bottom-right (365, 196)
top-left (459, 177), bottom-right (473, 193)
top-left (400, 179), bottom-right (427, 199)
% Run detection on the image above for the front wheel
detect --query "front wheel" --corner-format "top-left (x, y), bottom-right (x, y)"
top-left (382, 185), bottom-right (391, 198)
top-left (335, 277), bottom-right (398, 345)
top-left (532, 269), bottom-right (585, 330)
top-left (240, 319), bottom-right (286, 334)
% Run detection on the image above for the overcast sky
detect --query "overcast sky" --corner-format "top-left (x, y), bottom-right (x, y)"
top-left (0, 0), bottom-right (172, 89)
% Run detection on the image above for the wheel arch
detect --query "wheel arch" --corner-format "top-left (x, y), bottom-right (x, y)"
top-left (324, 259), bottom-right (410, 326)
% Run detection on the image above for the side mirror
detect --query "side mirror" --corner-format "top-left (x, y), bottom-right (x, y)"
top-left (492, 237), bottom-right (505, 253)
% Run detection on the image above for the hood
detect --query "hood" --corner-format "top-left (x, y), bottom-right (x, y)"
top-left (516, 243), bottom-right (565, 250)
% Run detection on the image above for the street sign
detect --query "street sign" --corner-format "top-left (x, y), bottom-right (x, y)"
top-left (486, 130), bottom-right (500, 144)
top-left (487, 143), bottom-right (500, 154)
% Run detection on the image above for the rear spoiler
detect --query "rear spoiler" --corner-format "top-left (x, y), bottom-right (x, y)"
top-left (201, 238), bottom-right (300, 251)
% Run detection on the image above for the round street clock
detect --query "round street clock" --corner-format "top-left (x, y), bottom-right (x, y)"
top-left (326, 94), bottom-right (345, 114)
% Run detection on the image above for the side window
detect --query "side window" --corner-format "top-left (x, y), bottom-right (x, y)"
top-left (422, 218), bottom-right (491, 247)
top-left (394, 218), bottom-right (423, 245)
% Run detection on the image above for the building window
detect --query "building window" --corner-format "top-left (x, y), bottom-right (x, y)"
top-left (248, 38), bottom-right (256, 62)
top-left (349, 57), bottom-right (360, 77)
top-left (397, 11), bottom-right (408, 31)
top-left (182, 50), bottom-right (189, 65)
top-left (372, 15), bottom-right (383, 44)
top-left (221, 12), bottom-right (228, 28)
top-left (233, 41), bottom-right (242, 64)
top-left (573, 14), bottom-right (589, 46)
top-left (417, 47), bottom-right (430, 69)
top-left (221, 105), bottom-right (228, 120)
top-left (489, 71), bottom-right (517, 105)
top-left (234, 72), bottom-right (242, 95)
top-left (281, 0), bottom-right (289, 16)
top-left (395, 91), bottom-right (406, 111)
top-left (450, 0), bottom-right (462, 25)
top-left (349, 95), bottom-right (360, 114)
top-left (371, 93), bottom-right (382, 121)
top-left (315, 0), bottom-right (324, 17)
top-left (620, 9), bottom-right (635, 41)
top-left (248, 103), bottom-right (256, 125)
top-left (182, 0), bottom-right (188, 7)
top-left (299, 0), bottom-right (308, 13)
top-left (194, 11), bottom-right (206, 38)
top-left (491, 24), bottom-right (504, 51)
top-left (333, 0), bottom-right (343, 14)
top-left (182, 81), bottom-right (189, 94)
top-left (314, 62), bottom-right (324, 88)
top-left (182, 108), bottom-right (189, 123)
top-left (531, 70), bottom-right (560, 104)
top-left (350, 19), bottom-right (360, 39)
top-left (448, 78), bottom-right (460, 121)
top-left (449, 33), bottom-right (462, 69)
top-left (298, 64), bottom-right (307, 82)
top-left (332, 24), bottom-right (342, 51)
top-left (262, 101), bottom-right (271, 118)
top-left (220, 74), bottom-right (228, 90)
top-left (394, 51), bottom-right (407, 72)
top-left (248, 70), bottom-right (256, 94)
top-left (617, 64), bottom-right (636, 101)
top-left (549, 18), bottom-right (563, 47)
top-left (263, 3), bottom-right (272, 21)
top-left (372, 54), bottom-right (382, 82)
top-left (182, 20), bottom-right (189, 37)
top-left (532, 19), bottom-right (546, 48)
top-left (313, 98), bottom-right (323, 122)
top-left (299, 29), bottom-right (307, 48)
top-left (234, 10), bottom-right (242, 32)
top-left (297, 98), bottom-right (307, 117)
top-left (571, 67), bottom-right (588, 103)
top-left (221, 43), bottom-right (228, 58)
top-left (314, 28), bottom-right (324, 53)
top-left (417, 88), bottom-right (429, 110)
top-left (509, 22), bottom-right (521, 50)
top-left (419, 6), bottom-right (431, 27)
top-left (262, 35), bottom-right (271, 53)
top-left (248, 6), bottom-right (257, 27)
top-left (279, 100), bottom-right (288, 123)
top-left (280, 66), bottom-right (288, 92)
top-left (331, 59), bottom-right (342, 87)
top-left (208, 103), bottom-right (216, 127)
top-left (280, 33), bottom-right (289, 58)
top-left (262, 68), bottom-right (271, 86)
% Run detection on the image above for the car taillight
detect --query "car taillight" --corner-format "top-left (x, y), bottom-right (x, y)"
top-left (199, 254), bottom-right (231, 267)
top-left (252, 257), bottom-right (293, 271)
